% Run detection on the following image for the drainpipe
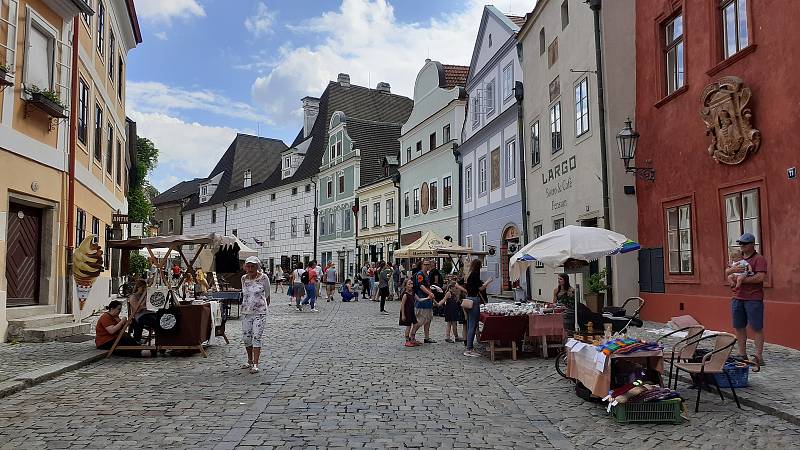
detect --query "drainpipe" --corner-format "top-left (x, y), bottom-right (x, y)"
top-left (222, 202), bottom-right (228, 235)
top-left (392, 174), bottom-right (401, 258)
top-left (65, 17), bottom-right (79, 315)
top-left (451, 143), bottom-right (462, 247)
top-left (589, 0), bottom-right (614, 306)
top-left (311, 177), bottom-right (318, 261)
top-left (513, 78), bottom-right (532, 301)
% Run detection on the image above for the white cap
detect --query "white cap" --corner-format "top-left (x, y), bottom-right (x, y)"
top-left (244, 256), bottom-right (261, 266)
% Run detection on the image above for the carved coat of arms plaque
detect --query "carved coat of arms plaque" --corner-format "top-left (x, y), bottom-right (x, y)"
top-left (700, 76), bottom-right (761, 165)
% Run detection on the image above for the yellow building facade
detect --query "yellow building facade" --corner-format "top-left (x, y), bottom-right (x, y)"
top-left (0, 0), bottom-right (141, 341)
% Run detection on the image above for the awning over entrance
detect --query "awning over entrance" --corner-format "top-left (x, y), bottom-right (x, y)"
top-left (394, 231), bottom-right (487, 258)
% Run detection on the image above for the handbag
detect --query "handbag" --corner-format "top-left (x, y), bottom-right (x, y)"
top-left (461, 298), bottom-right (474, 310)
top-left (156, 289), bottom-right (181, 333)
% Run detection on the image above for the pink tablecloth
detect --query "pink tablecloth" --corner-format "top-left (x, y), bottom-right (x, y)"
top-left (528, 313), bottom-right (564, 338)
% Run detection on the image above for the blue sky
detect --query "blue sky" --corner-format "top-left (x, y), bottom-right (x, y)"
top-left (127, 0), bottom-right (534, 191)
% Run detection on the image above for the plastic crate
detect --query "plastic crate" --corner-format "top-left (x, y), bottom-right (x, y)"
top-left (611, 398), bottom-right (683, 424)
top-left (714, 363), bottom-right (749, 388)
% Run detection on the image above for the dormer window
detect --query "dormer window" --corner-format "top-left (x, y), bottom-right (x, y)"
top-left (243, 170), bottom-right (251, 188)
top-left (201, 185), bottom-right (208, 196)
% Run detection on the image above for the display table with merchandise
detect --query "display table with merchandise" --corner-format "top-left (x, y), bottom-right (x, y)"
top-left (566, 339), bottom-right (664, 398)
top-left (528, 312), bottom-right (565, 357)
top-left (478, 313), bottom-right (528, 361)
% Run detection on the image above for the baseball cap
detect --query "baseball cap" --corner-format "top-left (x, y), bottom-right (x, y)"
top-left (244, 256), bottom-right (261, 265)
top-left (736, 233), bottom-right (756, 244)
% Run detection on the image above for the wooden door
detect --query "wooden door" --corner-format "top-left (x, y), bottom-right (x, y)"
top-left (6, 204), bottom-right (42, 306)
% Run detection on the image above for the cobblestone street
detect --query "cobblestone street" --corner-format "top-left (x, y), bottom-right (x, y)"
top-left (0, 297), bottom-right (798, 449)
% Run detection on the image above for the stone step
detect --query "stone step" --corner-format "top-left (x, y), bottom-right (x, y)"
top-left (17, 323), bottom-right (92, 343)
top-left (8, 314), bottom-right (75, 329)
top-left (6, 305), bottom-right (57, 320)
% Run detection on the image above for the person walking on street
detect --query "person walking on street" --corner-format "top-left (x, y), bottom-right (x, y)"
top-left (464, 259), bottom-right (493, 357)
top-left (725, 233), bottom-right (767, 366)
top-left (378, 261), bottom-right (392, 314)
top-left (325, 262), bottom-right (338, 302)
top-left (369, 264), bottom-right (378, 301)
top-left (360, 263), bottom-right (371, 299)
top-left (273, 265), bottom-right (285, 293)
top-left (392, 262), bottom-right (402, 298)
top-left (301, 260), bottom-right (319, 312)
top-left (398, 278), bottom-right (418, 346)
top-left (410, 260), bottom-right (437, 344)
top-left (441, 281), bottom-right (468, 343)
top-left (291, 263), bottom-right (306, 311)
top-left (240, 256), bottom-right (270, 373)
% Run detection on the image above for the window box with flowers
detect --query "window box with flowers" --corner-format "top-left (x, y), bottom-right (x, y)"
top-left (0, 62), bottom-right (12, 88)
top-left (24, 85), bottom-right (68, 119)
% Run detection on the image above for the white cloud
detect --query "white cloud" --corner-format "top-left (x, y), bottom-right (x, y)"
top-left (244, 2), bottom-right (276, 37)
top-left (134, 0), bottom-right (206, 24)
top-left (129, 111), bottom-right (240, 191)
top-left (250, 0), bottom-right (533, 126)
top-left (127, 81), bottom-right (273, 125)
top-left (154, 31), bottom-right (168, 40)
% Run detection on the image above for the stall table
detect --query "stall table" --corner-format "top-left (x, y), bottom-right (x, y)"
top-left (527, 313), bottom-right (565, 357)
top-left (478, 313), bottom-right (528, 361)
top-left (566, 342), bottom-right (664, 398)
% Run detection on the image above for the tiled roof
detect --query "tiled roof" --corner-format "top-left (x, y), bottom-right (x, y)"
top-left (153, 178), bottom-right (203, 205)
top-left (506, 14), bottom-right (527, 28)
top-left (346, 117), bottom-right (403, 188)
top-left (442, 64), bottom-right (470, 89)
top-left (181, 134), bottom-right (287, 211)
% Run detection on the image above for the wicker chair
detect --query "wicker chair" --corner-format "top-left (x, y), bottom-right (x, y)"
top-left (658, 325), bottom-right (706, 388)
top-left (674, 332), bottom-right (741, 412)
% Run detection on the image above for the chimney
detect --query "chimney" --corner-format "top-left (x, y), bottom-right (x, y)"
top-left (337, 73), bottom-right (351, 87)
top-left (376, 82), bottom-right (391, 93)
top-left (301, 96), bottom-right (320, 138)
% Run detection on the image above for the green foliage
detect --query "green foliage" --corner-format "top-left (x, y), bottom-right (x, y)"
top-left (128, 252), bottom-right (150, 277)
top-left (0, 62), bottom-right (10, 73)
top-left (28, 85), bottom-right (65, 109)
top-left (587, 268), bottom-right (608, 294)
top-left (134, 137), bottom-right (159, 191)
top-left (128, 186), bottom-right (154, 223)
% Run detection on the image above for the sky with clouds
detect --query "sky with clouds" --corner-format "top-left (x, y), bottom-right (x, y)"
top-left (128, 0), bottom-right (536, 192)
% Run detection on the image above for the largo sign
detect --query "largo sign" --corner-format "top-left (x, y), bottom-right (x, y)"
top-left (542, 155), bottom-right (577, 199)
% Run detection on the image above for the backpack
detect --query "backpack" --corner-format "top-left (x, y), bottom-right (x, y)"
top-left (301, 270), bottom-right (310, 284)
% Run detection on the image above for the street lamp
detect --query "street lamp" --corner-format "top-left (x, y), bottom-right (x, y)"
top-left (616, 117), bottom-right (655, 181)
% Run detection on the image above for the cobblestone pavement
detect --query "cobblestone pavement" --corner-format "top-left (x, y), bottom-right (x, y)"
top-left (0, 297), bottom-right (798, 449)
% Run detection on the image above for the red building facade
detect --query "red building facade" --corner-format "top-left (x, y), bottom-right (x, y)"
top-left (634, 0), bottom-right (800, 349)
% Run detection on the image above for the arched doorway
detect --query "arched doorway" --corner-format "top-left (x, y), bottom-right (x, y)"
top-left (500, 224), bottom-right (520, 291)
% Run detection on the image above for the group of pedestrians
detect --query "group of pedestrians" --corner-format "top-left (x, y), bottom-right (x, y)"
top-left (399, 258), bottom-right (493, 357)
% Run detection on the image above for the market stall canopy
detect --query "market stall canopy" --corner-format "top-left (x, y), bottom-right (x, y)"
top-left (509, 226), bottom-right (640, 281)
top-left (232, 236), bottom-right (258, 260)
top-left (395, 231), bottom-right (487, 258)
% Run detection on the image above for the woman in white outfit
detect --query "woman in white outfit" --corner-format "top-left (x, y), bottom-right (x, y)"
top-left (241, 256), bottom-right (270, 373)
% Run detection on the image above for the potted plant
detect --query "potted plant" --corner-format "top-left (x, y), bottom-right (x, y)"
top-left (585, 268), bottom-right (608, 312)
top-left (0, 62), bottom-right (11, 86)
top-left (26, 85), bottom-right (67, 118)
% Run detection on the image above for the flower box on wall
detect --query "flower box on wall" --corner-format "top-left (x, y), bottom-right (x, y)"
top-left (26, 90), bottom-right (68, 118)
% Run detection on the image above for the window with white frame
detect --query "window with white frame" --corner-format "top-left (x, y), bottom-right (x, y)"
top-left (478, 157), bottom-right (487, 195)
top-left (97, 1), bottom-right (105, 55)
top-left (505, 140), bottom-right (516, 182)
top-left (338, 174), bottom-right (345, 194)
top-left (330, 213), bottom-right (336, 233)
top-left (329, 144), bottom-right (335, 161)
top-left (464, 165), bottom-right (473, 201)
top-left (443, 124), bottom-right (451, 143)
top-left (553, 217), bottom-right (565, 230)
top-left (485, 80), bottom-right (495, 114)
top-left (550, 101), bottom-right (562, 153)
top-left (724, 188), bottom-right (760, 256)
top-left (665, 14), bottom-right (685, 95)
top-left (533, 224), bottom-right (544, 268)
top-left (429, 181), bottom-right (438, 211)
top-left (243, 170), bottom-right (252, 188)
top-left (326, 179), bottom-right (332, 198)
top-left (115, 141), bottom-right (121, 184)
top-left (502, 63), bottom-right (514, 100)
top-left (666, 204), bottom-right (692, 274)
top-left (722, 0), bottom-right (749, 58)
top-left (404, 192), bottom-right (410, 217)
top-left (530, 121), bottom-right (540, 166)
top-left (361, 205), bottom-right (368, 229)
top-left (82, 0), bottom-right (91, 26)
top-left (320, 216), bottom-right (326, 235)
top-left (575, 78), bottom-right (589, 136)
top-left (480, 232), bottom-right (488, 252)
top-left (416, 141), bottom-right (422, 154)
top-left (269, 221), bottom-right (276, 239)
top-left (117, 57), bottom-right (123, 99)
top-left (406, 147), bottom-right (412, 163)
top-left (94, 104), bottom-right (103, 161)
top-left (25, 14), bottom-right (57, 91)
top-left (465, 235), bottom-right (473, 249)
top-left (471, 95), bottom-right (480, 127)
top-left (291, 217), bottom-right (298, 237)
top-left (304, 215), bottom-right (311, 235)
top-left (211, 209), bottom-right (217, 224)
top-left (108, 29), bottom-right (115, 81)
top-left (77, 79), bottom-right (88, 144)
top-left (168, 218), bottom-right (174, 233)
top-left (443, 176), bottom-right (451, 207)
top-left (190, 213), bottom-right (195, 227)
top-left (373, 202), bottom-right (381, 227)
top-left (106, 122), bottom-right (113, 175)
top-left (413, 188), bottom-right (420, 215)
top-left (386, 198), bottom-right (394, 224)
